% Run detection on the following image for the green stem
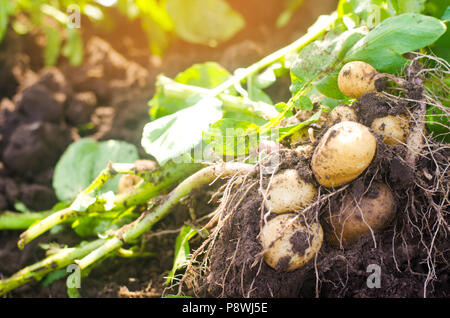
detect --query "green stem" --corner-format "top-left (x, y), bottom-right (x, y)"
top-left (17, 161), bottom-right (203, 249)
top-left (158, 75), bottom-right (280, 120)
top-left (0, 210), bottom-right (55, 230)
top-left (76, 162), bottom-right (256, 269)
top-left (209, 12), bottom-right (338, 97)
top-left (0, 239), bottom-right (105, 296)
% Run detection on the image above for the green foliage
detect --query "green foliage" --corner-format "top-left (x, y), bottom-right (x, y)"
top-left (166, 225), bottom-right (198, 285)
top-left (166, 0), bottom-right (245, 47)
top-left (142, 96), bottom-right (223, 165)
top-left (3, 0), bottom-right (246, 60)
top-left (149, 62), bottom-right (232, 119)
top-left (345, 13), bottom-right (446, 71)
top-left (290, 13), bottom-right (446, 108)
top-left (52, 138), bottom-right (140, 202)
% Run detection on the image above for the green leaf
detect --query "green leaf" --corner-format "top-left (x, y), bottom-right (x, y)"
top-left (290, 27), bottom-right (366, 96)
top-left (166, 225), bottom-right (198, 285)
top-left (426, 105), bottom-right (450, 142)
top-left (204, 119), bottom-right (259, 158)
top-left (142, 96), bottom-right (223, 164)
top-left (42, 269), bottom-right (67, 288)
top-left (166, 0), bottom-right (245, 47)
top-left (62, 28), bottom-right (84, 66)
top-left (278, 109), bottom-right (323, 140)
top-left (0, 0), bottom-right (16, 43)
top-left (44, 26), bottom-right (62, 66)
top-left (345, 13), bottom-right (447, 72)
top-left (150, 62), bottom-right (231, 119)
top-left (53, 138), bottom-right (140, 202)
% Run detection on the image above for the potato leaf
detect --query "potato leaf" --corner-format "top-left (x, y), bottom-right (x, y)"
top-left (44, 26), bottom-right (62, 66)
top-left (166, 0), bottom-right (245, 47)
top-left (290, 27), bottom-right (366, 100)
top-left (61, 28), bottom-right (84, 66)
top-left (142, 96), bottom-right (223, 165)
top-left (345, 13), bottom-right (447, 72)
top-left (166, 225), bottom-right (198, 285)
top-left (53, 138), bottom-right (140, 202)
top-left (149, 62), bottom-right (231, 119)
top-left (203, 119), bottom-right (259, 158)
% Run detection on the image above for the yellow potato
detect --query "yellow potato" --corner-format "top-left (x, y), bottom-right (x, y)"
top-left (328, 105), bottom-right (358, 125)
top-left (311, 121), bottom-right (377, 188)
top-left (371, 115), bottom-right (410, 145)
top-left (264, 169), bottom-right (317, 213)
top-left (323, 182), bottom-right (396, 248)
top-left (260, 213), bottom-right (323, 271)
top-left (338, 61), bottom-right (378, 98)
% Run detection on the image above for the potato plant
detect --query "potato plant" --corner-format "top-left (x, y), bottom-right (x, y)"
top-left (0, 0), bottom-right (449, 298)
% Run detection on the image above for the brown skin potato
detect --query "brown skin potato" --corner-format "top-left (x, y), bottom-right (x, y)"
top-left (260, 213), bottom-right (323, 271)
top-left (311, 121), bottom-right (377, 188)
top-left (371, 115), bottom-right (410, 145)
top-left (338, 61), bottom-right (378, 98)
top-left (323, 182), bottom-right (396, 248)
top-left (264, 169), bottom-right (317, 213)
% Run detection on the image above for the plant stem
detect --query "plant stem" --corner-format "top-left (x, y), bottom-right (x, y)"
top-left (76, 162), bottom-right (256, 269)
top-left (17, 161), bottom-right (203, 249)
top-left (0, 239), bottom-right (105, 296)
top-left (0, 210), bottom-right (55, 230)
top-left (209, 13), bottom-right (338, 97)
top-left (158, 75), bottom-right (280, 120)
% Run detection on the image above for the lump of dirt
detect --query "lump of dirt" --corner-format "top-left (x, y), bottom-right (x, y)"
top-left (353, 92), bottom-right (404, 127)
top-left (62, 37), bottom-right (151, 105)
top-left (19, 183), bottom-right (58, 211)
top-left (15, 84), bottom-right (65, 123)
top-left (65, 91), bottom-right (97, 126)
top-left (2, 122), bottom-right (71, 178)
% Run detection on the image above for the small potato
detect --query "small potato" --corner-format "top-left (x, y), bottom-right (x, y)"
top-left (328, 105), bottom-right (358, 125)
top-left (118, 174), bottom-right (142, 194)
top-left (260, 213), bottom-right (323, 271)
top-left (324, 182), bottom-right (396, 248)
top-left (264, 169), bottom-right (317, 213)
top-left (338, 61), bottom-right (378, 98)
top-left (312, 121), bottom-right (376, 188)
top-left (371, 115), bottom-right (410, 145)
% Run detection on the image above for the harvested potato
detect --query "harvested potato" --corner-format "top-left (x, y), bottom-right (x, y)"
top-left (324, 182), bottom-right (396, 248)
top-left (328, 105), bottom-right (358, 124)
top-left (312, 121), bottom-right (376, 188)
top-left (338, 61), bottom-right (378, 98)
top-left (371, 115), bottom-right (410, 145)
top-left (260, 213), bottom-right (323, 271)
top-left (118, 174), bottom-right (142, 194)
top-left (264, 169), bottom-right (317, 213)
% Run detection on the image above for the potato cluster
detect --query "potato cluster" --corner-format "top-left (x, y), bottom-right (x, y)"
top-left (260, 61), bottom-right (402, 271)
